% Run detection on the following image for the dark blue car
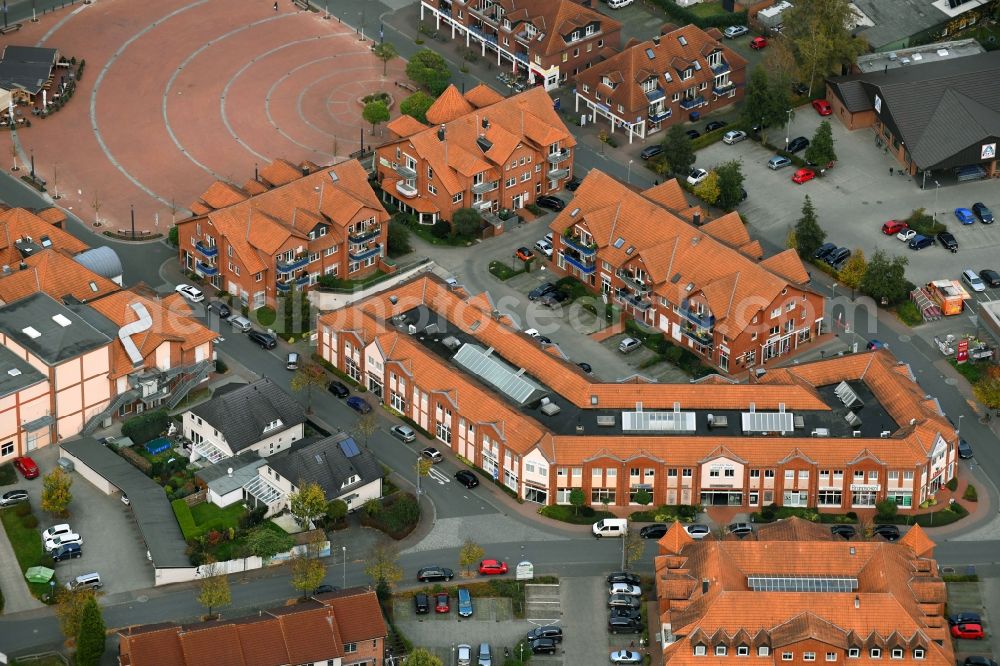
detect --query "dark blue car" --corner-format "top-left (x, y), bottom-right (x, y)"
top-left (346, 396), bottom-right (372, 414)
top-left (908, 235), bottom-right (934, 250)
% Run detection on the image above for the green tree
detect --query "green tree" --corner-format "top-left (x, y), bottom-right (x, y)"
top-left (793, 195), bottom-right (826, 259)
top-left (246, 525), bottom-right (294, 564)
top-left (786, 228), bottom-right (797, 250)
top-left (783, 0), bottom-right (867, 95)
top-left (362, 100), bottom-right (389, 136)
top-left (859, 249), bottom-right (909, 305)
top-left (875, 499), bottom-right (898, 520)
top-left (805, 120), bottom-right (837, 167)
top-left (289, 481), bottom-right (328, 529)
top-left (74, 595), bottom-right (106, 666)
top-left (388, 219), bottom-right (413, 257)
top-left (403, 648), bottom-right (444, 666)
top-left (400, 91), bottom-right (435, 124)
top-left (692, 170), bottom-right (720, 204)
top-left (364, 496), bottom-right (383, 517)
top-left (738, 66), bottom-right (791, 145)
top-left (569, 488), bottom-right (586, 515)
top-left (365, 540), bottom-right (404, 588)
top-left (661, 124), bottom-right (695, 176)
top-left (55, 587), bottom-right (95, 640)
top-left (168, 225), bottom-right (179, 247)
top-left (372, 42), bottom-right (398, 76)
top-left (458, 537), bottom-right (485, 574)
top-left (597, 129), bottom-right (610, 155)
top-left (838, 250), bottom-right (867, 291)
top-left (451, 207), bottom-right (482, 239)
top-left (354, 413), bottom-right (379, 446)
top-left (405, 49), bottom-right (452, 96)
top-left (715, 160), bottom-right (745, 210)
top-left (289, 363), bottom-right (326, 414)
top-left (622, 528), bottom-right (645, 570)
top-left (974, 369), bottom-right (1000, 409)
top-left (633, 489), bottom-right (652, 506)
top-left (326, 499), bottom-right (349, 526)
top-left (290, 536), bottom-right (327, 600)
top-left (196, 561), bottom-right (231, 618)
top-left (41, 467), bottom-right (73, 517)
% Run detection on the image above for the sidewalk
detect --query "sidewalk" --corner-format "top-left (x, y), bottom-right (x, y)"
top-left (0, 516), bottom-right (44, 614)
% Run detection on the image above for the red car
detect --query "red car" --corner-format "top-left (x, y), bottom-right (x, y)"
top-left (951, 623), bottom-right (985, 640)
top-left (812, 99), bottom-right (832, 116)
top-left (792, 168), bottom-right (816, 184)
top-left (750, 36), bottom-right (768, 50)
top-left (882, 220), bottom-right (908, 235)
top-left (478, 559), bottom-right (508, 575)
top-left (434, 592), bottom-right (450, 613)
top-left (13, 456), bottom-right (39, 479)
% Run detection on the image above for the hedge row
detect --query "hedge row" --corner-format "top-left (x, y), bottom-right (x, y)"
top-left (650, 0), bottom-right (747, 29)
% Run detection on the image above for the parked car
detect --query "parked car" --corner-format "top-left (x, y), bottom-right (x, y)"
top-left (515, 247), bottom-right (535, 261)
top-left (962, 269), bottom-right (986, 293)
top-left (727, 522), bottom-right (753, 537)
top-left (964, 657), bottom-right (997, 666)
top-left (527, 626), bottom-right (563, 643)
top-left (42, 524), bottom-right (73, 541)
top-left (792, 82), bottom-right (809, 95)
top-left (313, 584), bottom-right (337, 595)
top-left (566, 176), bottom-right (582, 191)
top-left (972, 202), bottom-right (994, 224)
top-left (687, 168), bottom-right (709, 186)
top-left (881, 220), bottom-right (907, 235)
top-left (607, 571), bottom-right (641, 585)
top-left (477, 643), bottom-right (492, 666)
top-left (749, 36), bottom-right (768, 49)
top-left (13, 456), bottom-right (39, 479)
top-left (207, 300), bottom-right (231, 318)
top-left (608, 594), bottom-right (642, 609)
top-left (0, 489), bottom-right (29, 507)
top-left (705, 120), bottom-right (727, 132)
top-left (611, 650), bottom-right (643, 665)
top-left (813, 242), bottom-right (837, 261)
top-left (228, 315), bottom-right (252, 332)
top-left (577, 362), bottom-right (592, 374)
top-left (723, 25), bottom-right (748, 38)
top-left (285, 352), bottom-right (299, 370)
top-left (421, 447), bottom-right (443, 463)
top-left (534, 239), bottom-right (553, 258)
top-left (618, 337), bottom-right (642, 354)
top-left (608, 615), bottom-right (643, 634)
top-left (247, 330), bottom-right (277, 349)
top-left (528, 282), bottom-right (557, 300)
top-left (639, 523), bottom-right (668, 539)
top-left (346, 396), bottom-right (372, 414)
top-left (950, 612), bottom-right (983, 626)
top-left (455, 469), bottom-right (479, 488)
top-left (540, 290), bottom-right (569, 307)
top-left (610, 606), bottom-right (642, 620)
top-left (684, 524), bottom-right (711, 539)
top-left (327, 380), bottom-right (350, 398)
top-left (390, 425), bottom-right (416, 443)
top-left (458, 588), bottom-right (474, 617)
top-left (478, 559), bottom-right (508, 575)
top-left (908, 234), bottom-right (934, 250)
top-left (951, 623), bottom-right (985, 640)
top-left (174, 284), bottom-right (204, 302)
top-left (435, 592), bottom-right (450, 613)
top-left (639, 145), bottom-right (663, 160)
top-left (414, 593), bottom-right (430, 614)
top-left (417, 566), bottom-right (454, 582)
top-left (980, 269), bottom-right (1000, 287)
top-left (811, 99), bottom-right (832, 116)
top-left (872, 524), bottom-right (901, 541)
top-left (609, 582), bottom-right (642, 597)
top-left (937, 231), bottom-right (958, 252)
top-left (787, 136), bottom-right (809, 153)
top-left (45, 532), bottom-right (82, 552)
top-left (767, 155), bottom-right (792, 170)
top-left (955, 207), bottom-right (976, 225)
top-left (685, 129), bottom-right (701, 140)
top-left (457, 644), bottom-right (472, 666)
top-left (57, 457), bottom-right (74, 473)
top-left (825, 247), bottom-right (851, 268)
top-left (830, 524), bottom-right (856, 539)
top-left (958, 439), bottom-right (973, 459)
top-left (535, 195), bottom-right (565, 211)
top-left (897, 228), bottom-right (917, 242)
top-left (530, 638), bottom-right (558, 654)
top-left (51, 542), bottom-right (83, 562)
top-left (792, 168), bottom-right (815, 184)
top-left (722, 130), bottom-right (747, 145)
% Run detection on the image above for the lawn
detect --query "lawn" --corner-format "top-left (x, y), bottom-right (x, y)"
top-left (211, 520), bottom-right (287, 562)
top-left (686, 1), bottom-right (728, 19)
top-left (0, 505), bottom-right (58, 600)
top-left (950, 359), bottom-right (987, 385)
top-left (173, 500), bottom-right (248, 541)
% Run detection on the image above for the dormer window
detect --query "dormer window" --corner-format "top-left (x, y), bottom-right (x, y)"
top-left (913, 650), bottom-right (924, 660)
top-left (716, 646), bottom-right (727, 656)
top-left (870, 649), bottom-right (881, 659)
top-left (681, 68), bottom-right (693, 81)
top-left (263, 419), bottom-right (284, 434)
top-left (737, 646), bottom-right (749, 657)
top-left (341, 474), bottom-right (360, 488)
top-left (848, 649), bottom-right (860, 659)
top-left (586, 24), bottom-right (595, 36)
top-left (694, 646), bottom-right (707, 656)
top-left (758, 647), bottom-right (770, 657)
top-left (601, 75), bottom-right (616, 89)
top-left (890, 650), bottom-right (903, 660)
top-left (641, 77), bottom-right (657, 93)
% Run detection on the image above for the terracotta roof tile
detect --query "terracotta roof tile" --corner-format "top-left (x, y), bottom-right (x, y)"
top-left (464, 83), bottom-right (506, 108)
top-left (34, 207), bottom-right (67, 226)
top-left (760, 249), bottom-right (810, 284)
top-left (258, 159), bottom-right (303, 187)
top-left (387, 114), bottom-right (430, 138)
top-left (322, 588), bottom-right (389, 641)
top-left (426, 84), bottom-right (475, 124)
top-left (0, 250), bottom-right (119, 305)
top-left (0, 207), bottom-right (89, 268)
top-left (898, 525), bottom-right (935, 558)
top-left (197, 181), bottom-right (250, 211)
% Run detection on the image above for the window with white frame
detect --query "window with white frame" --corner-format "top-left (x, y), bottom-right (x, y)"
top-left (804, 653), bottom-right (816, 661)
top-left (848, 649), bottom-right (860, 658)
top-left (716, 647), bottom-right (727, 656)
top-left (758, 647), bottom-right (770, 657)
top-left (782, 653), bottom-right (793, 661)
top-left (737, 646), bottom-right (749, 657)
top-left (891, 650), bottom-right (903, 659)
top-left (870, 649), bottom-right (881, 659)
top-left (694, 646), bottom-right (706, 656)
top-left (913, 650), bottom-right (924, 659)
top-left (827, 653), bottom-right (837, 661)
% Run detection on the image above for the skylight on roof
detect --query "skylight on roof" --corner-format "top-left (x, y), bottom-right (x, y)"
top-left (747, 576), bottom-right (858, 593)
top-left (329, 170), bottom-right (339, 183)
top-left (693, 61), bottom-right (701, 71)
top-left (8, 368), bottom-right (21, 377)
top-left (613, 237), bottom-right (625, 249)
top-left (40, 235), bottom-right (52, 248)
top-left (625, 246), bottom-right (635, 255)
top-left (453, 343), bottom-right (545, 406)
top-left (645, 48), bottom-right (655, 59)
top-left (570, 207), bottom-right (580, 217)
top-left (52, 314), bottom-right (72, 328)
top-left (22, 326), bottom-right (40, 339)
top-left (678, 35), bottom-right (687, 46)
top-left (664, 72), bottom-right (672, 82)
top-left (89, 282), bottom-right (98, 292)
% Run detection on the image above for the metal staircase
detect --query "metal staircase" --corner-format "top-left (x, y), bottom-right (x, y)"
top-left (166, 360), bottom-right (214, 410)
top-left (81, 389), bottom-right (139, 435)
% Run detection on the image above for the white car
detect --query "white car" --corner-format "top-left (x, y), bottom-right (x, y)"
top-left (534, 239), bottom-right (553, 258)
top-left (524, 328), bottom-right (541, 338)
top-left (544, 232), bottom-right (553, 244)
top-left (457, 644), bottom-right (472, 666)
top-left (687, 168), bottom-right (709, 186)
top-left (609, 582), bottom-right (642, 597)
top-left (722, 130), bottom-right (747, 145)
top-left (611, 651), bottom-right (643, 665)
top-left (684, 523), bottom-right (711, 539)
top-left (42, 524), bottom-right (72, 541)
top-left (897, 229), bottom-right (917, 243)
top-left (45, 532), bottom-right (82, 552)
top-left (175, 284), bottom-right (205, 302)
top-left (723, 25), bottom-right (749, 39)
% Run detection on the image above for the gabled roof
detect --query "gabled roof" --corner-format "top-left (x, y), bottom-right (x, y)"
top-left (188, 378), bottom-right (306, 454)
top-left (387, 114), bottom-right (430, 138)
top-left (464, 83), bottom-right (506, 108)
top-left (0, 206), bottom-right (89, 268)
top-left (0, 249), bottom-right (119, 305)
top-left (266, 433), bottom-right (383, 499)
top-left (489, 0), bottom-right (619, 58)
top-left (426, 84), bottom-right (475, 124)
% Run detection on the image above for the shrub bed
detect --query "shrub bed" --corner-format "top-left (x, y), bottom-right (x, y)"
top-left (963, 484), bottom-right (978, 501)
top-left (121, 409), bottom-right (169, 446)
top-left (538, 504), bottom-right (614, 525)
top-left (0, 462), bottom-right (16, 485)
top-left (629, 504), bottom-right (699, 523)
top-left (876, 502), bottom-right (967, 526)
top-left (894, 301), bottom-right (923, 327)
top-left (312, 352), bottom-right (361, 388)
top-left (751, 505), bottom-right (857, 524)
top-left (489, 260), bottom-right (524, 281)
top-left (359, 492), bottom-right (421, 539)
top-left (119, 446), bottom-right (153, 475)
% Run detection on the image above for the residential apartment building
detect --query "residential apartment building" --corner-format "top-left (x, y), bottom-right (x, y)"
top-left (654, 520), bottom-right (953, 666)
top-left (318, 274), bottom-right (958, 513)
top-left (378, 85), bottom-right (575, 227)
top-left (548, 170), bottom-right (823, 374)
top-left (419, 0), bottom-right (621, 90)
top-left (0, 343), bottom-right (51, 461)
top-left (118, 587), bottom-right (388, 666)
top-left (178, 158), bottom-right (390, 310)
top-left (575, 24), bottom-right (747, 142)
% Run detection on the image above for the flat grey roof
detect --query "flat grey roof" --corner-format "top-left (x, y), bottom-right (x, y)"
top-left (850, 0), bottom-right (990, 50)
top-left (855, 39), bottom-right (985, 73)
top-left (0, 344), bottom-right (46, 398)
top-left (60, 437), bottom-right (189, 568)
top-left (0, 292), bottom-right (111, 366)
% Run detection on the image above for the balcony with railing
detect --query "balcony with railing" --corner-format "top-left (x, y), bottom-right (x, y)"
top-left (469, 4), bottom-right (498, 24)
top-left (681, 323), bottom-right (713, 346)
top-left (679, 95), bottom-right (705, 110)
top-left (710, 60), bottom-right (731, 75)
top-left (616, 270), bottom-right (651, 295)
top-left (195, 261), bottom-right (218, 277)
top-left (547, 149), bottom-right (571, 164)
top-left (276, 254), bottom-right (309, 272)
top-left (194, 240), bottom-right (218, 258)
top-left (396, 180), bottom-right (418, 199)
top-left (349, 226), bottom-right (382, 243)
top-left (276, 281), bottom-right (292, 293)
top-left (548, 167), bottom-right (569, 180)
top-left (472, 180), bottom-right (492, 194)
top-left (615, 288), bottom-right (651, 311)
top-left (562, 232), bottom-right (597, 256)
top-left (649, 106), bottom-right (671, 122)
top-left (349, 243), bottom-right (383, 262)
top-left (394, 164), bottom-right (417, 179)
top-left (713, 80), bottom-right (736, 96)
top-left (564, 251), bottom-right (595, 274)
top-left (677, 302), bottom-right (715, 330)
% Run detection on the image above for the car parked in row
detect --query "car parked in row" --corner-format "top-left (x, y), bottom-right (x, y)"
top-left (527, 626), bottom-right (563, 643)
top-left (727, 522), bottom-right (753, 537)
top-left (0, 489), bottom-right (29, 507)
top-left (949, 612), bottom-right (983, 626)
top-left (618, 337), bottom-right (642, 354)
top-left (955, 207), bottom-right (976, 225)
top-left (174, 284), bottom-right (204, 302)
top-left (455, 470), bottom-right (479, 488)
top-left (535, 195), bottom-right (565, 212)
top-left (980, 269), bottom-right (1000, 288)
top-left (540, 290), bottom-right (569, 308)
top-left (457, 644), bottom-right (472, 666)
top-left (813, 243), bottom-right (836, 261)
top-left (534, 239), bottom-right (553, 258)
top-left (937, 231), bottom-right (958, 252)
top-left (881, 220), bottom-right (907, 235)
top-left (685, 524), bottom-right (711, 539)
top-left (687, 168), bottom-right (709, 186)
top-left (607, 571), bottom-right (641, 585)
top-left (639, 144), bottom-right (663, 160)
top-left (705, 120), bottom-right (727, 132)
top-left (723, 25), bottom-right (748, 38)
top-left (685, 129), bottom-right (701, 140)
top-left (458, 587), bottom-right (473, 617)
top-left (608, 594), bottom-right (642, 609)
top-left (515, 247), bottom-right (535, 262)
top-left (786, 136), bottom-right (809, 153)
top-left (639, 523), bottom-right (668, 539)
top-left (609, 582), bottom-right (642, 596)
top-left (45, 532), bottom-right (82, 553)
top-left (792, 168), bottom-right (815, 184)
top-left (750, 36), bottom-right (768, 49)
top-left (414, 592), bottom-right (430, 614)
top-left (52, 542), bottom-right (83, 562)
top-left (958, 439), bottom-right (973, 459)
top-left (390, 425), bottom-right (416, 443)
top-left (951, 623), bottom-right (985, 640)
top-left (908, 234), bottom-right (934, 251)
top-left (722, 129), bottom-right (747, 145)
top-left (973, 202), bottom-right (993, 224)
top-left (247, 330), bottom-right (277, 349)
top-left (767, 155), bottom-right (792, 170)
top-left (421, 447), bottom-right (443, 463)
top-left (825, 247), bottom-right (851, 269)
top-left (346, 396), bottom-right (372, 414)
top-left (897, 228), bottom-right (917, 243)
top-left (872, 524), bottom-right (900, 541)
top-left (435, 591), bottom-right (450, 613)
top-left (327, 380), bottom-right (350, 398)
top-left (611, 650), bottom-right (643, 665)
top-left (962, 269), bottom-right (986, 293)
top-left (530, 638), bottom-right (558, 654)
top-left (830, 524), bottom-right (856, 539)
top-left (416, 566), bottom-right (454, 582)
top-left (528, 282), bottom-right (557, 301)
top-left (608, 614), bottom-right (643, 634)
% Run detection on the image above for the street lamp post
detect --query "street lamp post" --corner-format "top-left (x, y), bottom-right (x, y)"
top-left (933, 181), bottom-right (940, 221)
top-left (416, 456), bottom-right (422, 495)
top-left (957, 415), bottom-right (963, 439)
top-left (626, 159), bottom-right (633, 184)
top-left (785, 109), bottom-right (792, 151)
top-left (831, 282), bottom-right (838, 299)
top-left (342, 545), bottom-right (347, 588)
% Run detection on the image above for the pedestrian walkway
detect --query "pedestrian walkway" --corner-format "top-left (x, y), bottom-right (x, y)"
top-left (0, 520), bottom-right (44, 613)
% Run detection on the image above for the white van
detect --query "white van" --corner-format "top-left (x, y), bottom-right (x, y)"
top-left (607, 0), bottom-right (634, 7)
top-left (592, 518), bottom-right (628, 538)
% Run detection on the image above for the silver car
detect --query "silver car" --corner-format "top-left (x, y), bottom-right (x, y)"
top-left (478, 643), bottom-right (492, 666)
top-left (391, 425), bottom-right (416, 443)
top-left (457, 644), bottom-right (472, 666)
top-left (767, 155), bottom-right (792, 170)
top-left (723, 25), bottom-right (748, 38)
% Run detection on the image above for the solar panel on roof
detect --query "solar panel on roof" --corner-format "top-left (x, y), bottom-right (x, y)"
top-left (747, 575), bottom-right (858, 593)
top-left (453, 344), bottom-right (544, 405)
top-left (338, 438), bottom-right (361, 458)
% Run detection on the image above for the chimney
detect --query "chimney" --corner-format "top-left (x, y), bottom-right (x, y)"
top-left (854, 596), bottom-right (860, 609)
top-left (301, 164), bottom-right (311, 177)
top-left (19, 262), bottom-right (27, 271)
top-left (437, 124), bottom-right (446, 141)
top-left (702, 578), bottom-right (709, 594)
top-left (693, 212), bottom-right (701, 226)
top-left (652, 35), bottom-right (660, 46)
top-left (482, 116), bottom-right (490, 130)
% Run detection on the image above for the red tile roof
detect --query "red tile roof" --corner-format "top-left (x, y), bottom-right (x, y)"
top-left (0, 207), bottom-right (89, 268)
top-left (426, 84), bottom-right (475, 124)
top-left (0, 249), bottom-right (119, 305)
top-left (493, 0), bottom-right (620, 57)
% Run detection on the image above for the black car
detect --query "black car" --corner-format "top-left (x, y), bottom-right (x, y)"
top-left (787, 136), bottom-right (809, 153)
top-left (792, 82), bottom-right (808, 95)
top-left (527, 626), bottom-right (563, 643)
top-left (937, 231), bottom-right (958, 252)
top-left (528, 282), bottom-right (557, 300)
top-left (813, 242), bottom-right (837, 261)
top-left (0, 489), bottom-right (29, 507)
top-left (639, 523), bottom-right (668, 539)
top-left (455, 469), bottom-right (479, 488)
top-left (980, 269), bottom-right (1000, 288)
top-left (685, 129), bottom-right (701, 140)
top-left (414, 592), bottom-right (430, 614)
top-left (577, 362), bottom-right (592, 374)
top-left (530, 638), bottom-right (558, 655)
top-left (541, 290), bottom-right (570, 307)
top-left (607, 571), bottom-right (641, 585)
top-left (950, 612), bottom-right (983, 626)
top-left (566, 176), bottom-right (582, 191)
top-left (248, 330), bottom-right (277, 349)
top-left (608, 594), bottom-right (641, 609)
top-left (608, 615), bottom-right (643, 634)
top-left (825, 247), bottom-right (851, 268)
top-left (327, 380), bottom-right (350, 398)
top-left (964, 657), bottom-right (998, 666)
top-left (536, 195), bottom-right (566, 211)
top-left (830, 524), bottom-right (856, 539)
top-left (208, 300), bottom-right (232, 319)
top-left (52, 542), bottom-right (82, 562)
top-left (416, 566), bottom-right (454, 582)
top-left (973, 202), bottom-right (994, 224)
top-left (313, 584), bottom-right (338, 595)
top-left (872, 524), bottom-right (901, 541)
top-left (705, 120), bottom-right (727, 132)
top-left (958, 438), bottom-right (973, 459)
top-left (610, 606), bottom-right (642, 619)
top-left (909, 235), bottom-right (934, 250)
top-left (639, 145), bottom-right (663, 160)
